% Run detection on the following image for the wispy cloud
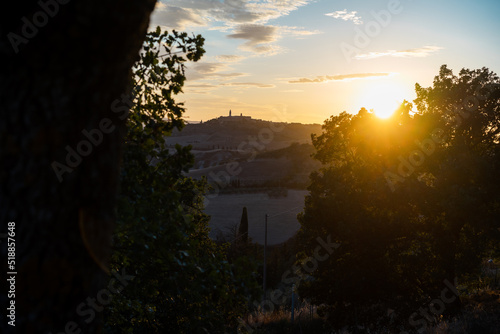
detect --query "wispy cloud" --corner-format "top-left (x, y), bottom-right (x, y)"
top-left (216, 73), bottom-right (247, 78)
top-left (222, 82), bottom-right (275, 88)
top-left (186, 82), bottom-right (275, 91)
top-left (186, 84), bottom-right (218, 89)
top-left (151, 6), bottom-right (206, 30)
top-left (246, 0), bottom-right (315, 23)
top-left (225, 24), bottom-right (320, 55)
top-left (288, 73), bottom-right (392, 84)
top-left (216, 55), bottom-right (245, 63)
top-left (325, 9), bottom-right (363, 25)
top-left (227, 24), bottom-right (280, 54)
top-left (152, 1), bottom-right (317, 55)
top-left (193, 62), bottom-right (226, 74)
top-left (355, 46), bottom-right (444, 60)
top-left (184, 83), bottom-right (218, 95)
top-left (187, 62), bottom-right (247, 81)
top-left (156, 0), bottom-right (314, 26)
top-left (281, 26), bottom-right (322, 37)
top-left (155, 2), bottom-right (166, 10)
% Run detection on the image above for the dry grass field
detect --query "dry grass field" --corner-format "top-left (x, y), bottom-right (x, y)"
top-left (205, 190), bottom-right (308, 245)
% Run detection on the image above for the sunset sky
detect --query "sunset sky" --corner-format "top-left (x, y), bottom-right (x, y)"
top-left (150, 0), bottom-right (500, 124)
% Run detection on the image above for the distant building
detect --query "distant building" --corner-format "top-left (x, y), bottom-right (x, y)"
top-left (218, 110), bottom-right (252, 122)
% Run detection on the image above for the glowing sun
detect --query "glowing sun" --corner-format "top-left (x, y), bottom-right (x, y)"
top-left (358, 82), bottom-right (406, 119)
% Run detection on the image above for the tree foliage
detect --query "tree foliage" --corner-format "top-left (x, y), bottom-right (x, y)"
top-left (103, 28), bottom-right (250, 333)
top-left (297, 65), bottom-right (500, 330)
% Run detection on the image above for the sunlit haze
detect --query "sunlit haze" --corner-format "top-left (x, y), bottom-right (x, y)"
top-left (150, 0), bottom-right (500, 124)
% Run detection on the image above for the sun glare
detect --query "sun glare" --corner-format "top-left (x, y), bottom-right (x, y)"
top-left (358, 82), bottom-right (406, 119)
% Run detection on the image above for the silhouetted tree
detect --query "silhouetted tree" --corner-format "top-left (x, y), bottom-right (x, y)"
top-left (411, 65), bottom-right (500, 305)
top-left (298, 65), bottom-right (500, 330)
top-left (103, 28), bottom-right (252, 333)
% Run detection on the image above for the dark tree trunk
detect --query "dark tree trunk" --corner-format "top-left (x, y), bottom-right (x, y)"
top-left (0, 1), bottom-right (156, 332)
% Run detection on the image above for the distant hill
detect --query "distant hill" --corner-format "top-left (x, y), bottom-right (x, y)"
top-left (165, 115), bottom-right (322, 189)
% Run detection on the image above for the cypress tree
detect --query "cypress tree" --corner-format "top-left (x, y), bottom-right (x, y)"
top-left (238, 206), bottom-right (249, 243)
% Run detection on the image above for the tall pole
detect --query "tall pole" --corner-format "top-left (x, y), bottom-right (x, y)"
top-left (263, 213), bottom-right (268, 301)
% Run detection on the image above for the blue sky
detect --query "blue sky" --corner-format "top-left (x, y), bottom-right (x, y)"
top-left (150, 0), bottom-right (500, 123)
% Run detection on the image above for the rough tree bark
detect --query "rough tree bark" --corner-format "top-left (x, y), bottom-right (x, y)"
top-left (0, 1), bottom-right (157, 332)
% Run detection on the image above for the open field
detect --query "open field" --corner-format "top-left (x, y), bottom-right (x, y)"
top-left (205, 190), bottom-right (308, 245)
